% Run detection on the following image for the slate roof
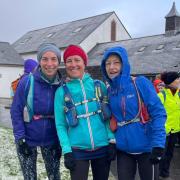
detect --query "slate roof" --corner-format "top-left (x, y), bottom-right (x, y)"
top-left (0, 42), bottom-right (23, 65)
top-left (88, 33), bottom-right (180, 74)
top-left (13, 12), bottom-right (114, 54)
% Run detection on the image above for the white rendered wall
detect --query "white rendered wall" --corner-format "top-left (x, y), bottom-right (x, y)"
top-left (21, 53), bottom-right (37, 61)
top-left (80, 13), bottom-right (131, 53)
top-left (0, 66), bottom-right (23, 98)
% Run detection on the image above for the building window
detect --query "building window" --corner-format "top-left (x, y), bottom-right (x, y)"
top-left (152, 44), bottom-right (165, 53)
top-left (156, 44), bottom-right (164, 50)
top-left (137, 46), bottom-right (146, 52)
top-left (20, 37), bottom-right (32, 44)
top-left (111, 20), bottom-right (116, 41)
top-left (47, 32), bottom-right (56, 38)
top-left (72, 27), bottom-right (83, 33)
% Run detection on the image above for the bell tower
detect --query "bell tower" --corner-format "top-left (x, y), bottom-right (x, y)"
top-left (165, 2), bottom-right (180, 36)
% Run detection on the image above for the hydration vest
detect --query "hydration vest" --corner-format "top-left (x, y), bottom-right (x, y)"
top-left (63, 80), bottom-right (111, 127)
top-left (23, 73), bottom-right (34, 122)
top-left (109, 77), bottom-right (150, 131)
top-left (23, 73), bottom-right (55, 122)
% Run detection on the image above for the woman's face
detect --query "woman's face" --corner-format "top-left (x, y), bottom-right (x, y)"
top-left (40, 51), bottom-right (59, 79)
top-left (105, 54), bottom-right (122, 79)
top-left (65, 55), bottom-right (85, 79)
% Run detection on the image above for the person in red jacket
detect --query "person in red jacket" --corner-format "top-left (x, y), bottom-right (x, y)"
top-left (153, 79), bottom-right (165, 93)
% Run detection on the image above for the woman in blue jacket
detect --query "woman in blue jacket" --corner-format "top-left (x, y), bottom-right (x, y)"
top-left (101, 46), bottom-right (166, 180)
top-left (11, 43), bottom-right (62, 180)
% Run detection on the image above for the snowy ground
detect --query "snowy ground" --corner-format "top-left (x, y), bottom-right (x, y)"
top-left (0, 126), bottom-right (114, 180)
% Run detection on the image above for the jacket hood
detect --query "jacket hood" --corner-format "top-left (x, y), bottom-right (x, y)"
top-left (101, 46), bottom-right (131, 90)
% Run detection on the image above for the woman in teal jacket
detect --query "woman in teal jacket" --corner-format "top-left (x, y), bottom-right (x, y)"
top-left (101, 46), bottom-right (166, 180)
top-left (54, 45), bottom-right (115, 180)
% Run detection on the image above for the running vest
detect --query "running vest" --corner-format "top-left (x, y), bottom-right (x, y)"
top-left (23, 73), bottom-right (34, 122)
top-left (109, 77), bottom-right (150, 131)
top-left (63, 80), bottom-right (111, 127)
top-left (23, 73), bottom-right (55, 122)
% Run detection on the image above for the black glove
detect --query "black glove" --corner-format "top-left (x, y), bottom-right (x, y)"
top-left (107, 143), bottom-right (117, 161)
top-left (50, 144), bottom-right (62, 158)
top-left (64, 152), bottom-right (76, 171)
top-left (17, 139), bottom-right (33, 156)
top-left (150, 147), bottom-right (164, 164)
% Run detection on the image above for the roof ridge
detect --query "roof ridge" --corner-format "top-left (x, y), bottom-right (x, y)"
top-left (0, 41), bottom-right (9, 44)
top-left (26, 11), bottom-right (114, 33)
top-left (97, 34), bottom-right (165, 46)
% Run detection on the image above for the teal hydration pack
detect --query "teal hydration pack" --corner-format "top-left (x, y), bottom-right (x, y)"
top-left (23, 73), bottom-right (34, 122)
top-left (63, 80), bottom-right (111, 127)
top-left (23, 73), bottom-right (56, 122)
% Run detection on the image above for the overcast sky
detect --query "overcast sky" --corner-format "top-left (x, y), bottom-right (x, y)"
top-left (0, 0), bottom-right (179, 43)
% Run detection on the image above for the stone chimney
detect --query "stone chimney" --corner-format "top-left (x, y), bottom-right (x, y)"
top-left (165, 2), bottom-right (180, 36)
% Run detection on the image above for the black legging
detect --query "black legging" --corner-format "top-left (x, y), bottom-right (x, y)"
top-left (117, 150), bottom-right (159, 180)
top-left (70, 156), bottom-right (111, 180)
top-left (16, 144), bottom-right (61, 180)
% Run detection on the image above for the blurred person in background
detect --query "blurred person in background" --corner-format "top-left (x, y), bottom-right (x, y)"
top-left (158, 71), bottom-right (180, 179)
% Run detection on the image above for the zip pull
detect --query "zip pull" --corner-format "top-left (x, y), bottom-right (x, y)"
top-left (121, 96), bottom-right (126, 119)
top-left (95, 86), bottom-right (101, 100)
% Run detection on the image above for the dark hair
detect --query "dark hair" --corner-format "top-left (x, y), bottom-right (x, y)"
top-left (161, 71), bottom-right (179, 85)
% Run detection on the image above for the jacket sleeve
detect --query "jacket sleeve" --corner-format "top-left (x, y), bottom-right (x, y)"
top-left (100, 81), bottom-right (115, 141)
top-left (54, 87), bottom-right (72, 155)
top-left (136, 76), bottom-right (166, 148)
top-left (10, 76), bottom-right (29, 142)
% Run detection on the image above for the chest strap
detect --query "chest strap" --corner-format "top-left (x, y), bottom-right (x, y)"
top-left (117, 118), bottom-right (140, 127)
top-left (77, 110), bottom-right (102, 119)
top-left (74, 98), bottom-right (97, 106)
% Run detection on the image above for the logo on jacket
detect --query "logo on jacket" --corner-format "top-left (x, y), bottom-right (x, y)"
top-left (127, 94), bottom-right (135, 98)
